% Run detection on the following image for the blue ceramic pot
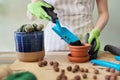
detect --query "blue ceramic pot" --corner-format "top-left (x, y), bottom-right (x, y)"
top-left (14, 31), bottom-right (44, 52)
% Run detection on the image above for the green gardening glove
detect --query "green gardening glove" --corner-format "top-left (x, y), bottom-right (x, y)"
top-left (27, 1), bottom-right (52, 20)
top-left (88, 28), bottom-right (100, 51)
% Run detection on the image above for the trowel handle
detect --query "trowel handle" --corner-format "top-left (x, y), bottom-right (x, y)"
top-left (91, 59), bottom-right (120, 71)
top-left (42, 6), bottom-right (58, 23)
top-left (104, 45), bottom-right (120, 56)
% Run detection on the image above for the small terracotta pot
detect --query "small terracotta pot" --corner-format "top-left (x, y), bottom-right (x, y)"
top-left (68, 43), bottom-right (91, 57)
top-left (67, 54), bottom-right (90, 63)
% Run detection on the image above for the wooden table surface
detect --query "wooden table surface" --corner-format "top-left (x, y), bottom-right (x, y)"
top-left (9, 51), bottom-right (120, 80)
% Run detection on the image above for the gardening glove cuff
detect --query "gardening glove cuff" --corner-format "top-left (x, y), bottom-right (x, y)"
top-left (88, 27), bottom-right (100, 51)
top-left (27, 1), bottom-right (52, 20)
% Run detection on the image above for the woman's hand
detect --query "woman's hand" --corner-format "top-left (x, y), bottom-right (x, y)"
top-left (27, 1), bottom-right (52, 20)
top-left (88, 28), bottom-right (100, 51)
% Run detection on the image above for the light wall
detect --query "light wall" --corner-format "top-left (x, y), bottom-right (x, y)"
top-left (0, 0), bottom-right (120, 51)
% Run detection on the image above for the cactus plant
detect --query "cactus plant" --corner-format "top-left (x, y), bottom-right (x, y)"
top-left (17, 23), bottom-right (44, 32)
top-left (37, 24), bottom-right (44, 31)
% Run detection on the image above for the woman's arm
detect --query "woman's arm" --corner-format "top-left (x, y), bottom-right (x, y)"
top-left (27, 0), bottom-right (40, 20)
top-left (95, 0), bottom-right (109, 31)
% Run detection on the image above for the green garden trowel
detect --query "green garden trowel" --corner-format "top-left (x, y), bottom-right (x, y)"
top-left (42, 6), bottom-right (82, 46)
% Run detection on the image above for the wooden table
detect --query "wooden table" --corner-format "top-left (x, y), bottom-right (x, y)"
top-left (10, 51), bottom-right (120, 80)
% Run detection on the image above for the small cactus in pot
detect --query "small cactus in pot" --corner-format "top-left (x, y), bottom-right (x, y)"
top-left (15, 23), bottom-right (45, 62)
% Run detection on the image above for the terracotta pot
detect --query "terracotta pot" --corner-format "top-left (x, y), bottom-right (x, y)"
top-left (67, 54), bottom-right (90, 63)
top-left (17, 51), bottom-right (45, 62)
top-left (68, 43), bottom-right (91, 57)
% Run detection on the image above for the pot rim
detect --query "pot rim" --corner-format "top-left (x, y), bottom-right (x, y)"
top-left (14, 31), bottom-right (43, 34)
top-left (69, 43), bottom-right (91, 48)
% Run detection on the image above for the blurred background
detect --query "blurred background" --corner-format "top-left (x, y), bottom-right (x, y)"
top-left (0, 0), bottom-right (120, 51)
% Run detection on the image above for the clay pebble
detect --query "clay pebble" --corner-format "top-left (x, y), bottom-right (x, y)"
top-left (80, 68), bottom-right (84, 72)
top-left (93, 75), bottom-right (97, 79)
top-left (104, 75), bottom-right (111, 80)
top-left (53, 61), bottom-right (59, 67)
top-left (94, 69), bottom-right (99, 74)
top-left (74, 75), bottom-right (81, 80)
top-left (49, 61), bottom-right (54, 66)
top-left (82, 73), bottom-right (87, 79)
top-left (56, 73), bottom-right (67, 80)
top-left (106, 68), bottom-right (111, 72)
top-left (84, 68), bottom-right (89, 73)
top-left (66, 66), bottom-right (72, 71)
top-left (110, 68), bottom-right (115, 73)
top-left (54, 67), bottom-right (59, 72)
top-left (115, 71), bottom-right (120, 76)
top-left (43, 60), bottom-right (48, 66)
top-left (38, 60), bottom-right (48, 67)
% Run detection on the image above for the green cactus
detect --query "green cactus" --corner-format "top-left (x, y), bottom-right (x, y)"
top-left (17, 23), bottom-right (44, 32)
top-left (17, 24), bottom-right (27, 32)
top-left (32, 23), bottom-right (38, 31)
top-left (37, 24), bottom-right (44, 31)
top-left (24, 24), bottom-right (34, 32)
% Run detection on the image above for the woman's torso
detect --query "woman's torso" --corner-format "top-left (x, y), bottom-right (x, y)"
top-left (43, 0), bottom-right (95, 29)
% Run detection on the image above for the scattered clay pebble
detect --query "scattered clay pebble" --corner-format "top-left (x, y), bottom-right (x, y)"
top-left (38, 61), bottom-right (43, 67)
top-left (115, 71), bottom-right (120, 76)
top-left (61, 69), bottom-right (65, 74)
top-left (66, 66), bottom-right (72, 71)
top-left (82, 73), bottom-right (87, 79)
top-left (84, 68), bottom-right (89, 73)
top-left (56, 73), bottom-right (67, 80)
top-left (56, 75), bottom-right (61, 80)
top-left (80, 68), bottom-right (84, 72)
top-left (94, 69), bottom-right (99, 74)
top-left (50, 61), bottom-right (54, 65)
top-left (72, 68), bottom-right (77, 73)
top-left (74, 65), bottom-right (80, 71)
top-left (110, 68), bottom-right (115, 73)
top-left (93, 75), bottom-right (97, 79)
top-left (74, 75), bottom-right (81, 80)
top-left (110, 75), bottom-right (117, 80)
top-left (106, 68), bottom-right (111, 72)
top-left (56, 74), bottom-right (63, 80)
top-left (72, 66), bottom-right (79, 73)
top-left (104, 75), bottom-right (111, 80)
top-left (54, 67), bottom-right (59, 72)
top-left (110, 74), bottom-right (117, 80)
top-left (43, 60), bottom-right (47, 66)
top-left (53, 61), bottom-right (59, 67)
top-left (61, 75), bottom-right (67, 80)
top-left (72, 65), bottom-right (80, 73)
top-left (38, 60), bottom-right (48, 67)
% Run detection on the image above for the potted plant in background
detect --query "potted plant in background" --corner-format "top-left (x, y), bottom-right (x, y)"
top-left (14, 23), bottom-right (45, 62)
